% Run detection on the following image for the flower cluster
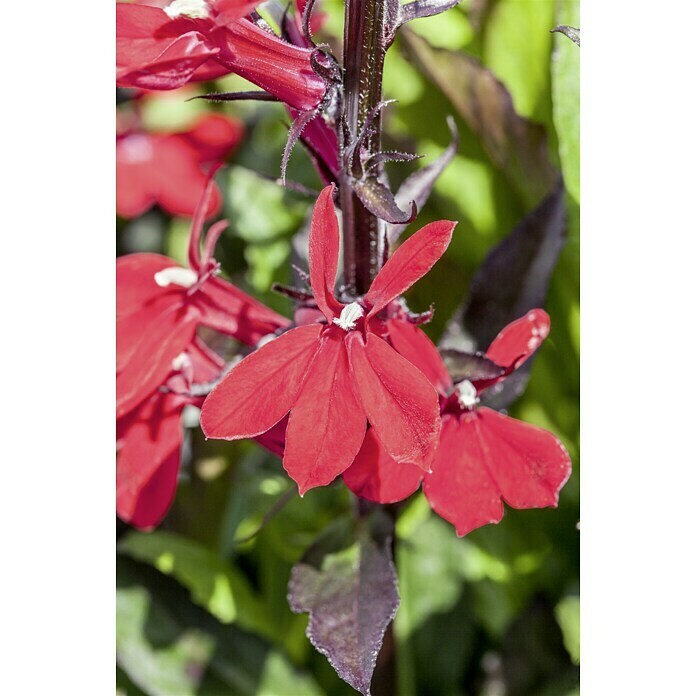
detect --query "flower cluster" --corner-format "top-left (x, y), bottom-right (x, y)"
top-left (116, 0), bottom-right (571, 538)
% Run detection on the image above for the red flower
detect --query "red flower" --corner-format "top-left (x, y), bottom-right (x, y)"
top-left (117, 338), bottom-right (223, 529)
top-left (117, 174), bottom-right (289, 418)
top-left (117, 107), bottom-right (243, 219)
top-left (343, 309), bottom-right (572, 536)
top-left (116, 1), bottom-right (326, 112)
top-left (200, 185), bottom-right (457, 494)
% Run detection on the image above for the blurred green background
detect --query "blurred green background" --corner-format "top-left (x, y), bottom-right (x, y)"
top-left (117, 0), bottom-right (579, 693)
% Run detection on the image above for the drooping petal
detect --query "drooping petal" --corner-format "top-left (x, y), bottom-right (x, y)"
top-left (474, 407), bottom-right (571, 509)
top-left (423, 408), bottom-right (571, 536)
top-left (200, 324), bottom-right (322, 439)
top-left (423, 414), bottom-right (504, 537)
top-left (387, 318), bottom-right (452, 396)
top-left (196, 275), bottom-right (290, 344)
top-left (116, 253), bottom-right (179, 320)
top-left (117, 304), bottom-right (199, 417)
top-left (364, 220), bottom-right (456, 318)
top-left (181, 112), bottom-right (244, 162)
top-left (346, 332), bottom-right (440, 471)
top-left (284, 328), bottom-right (366, 494)
top-left (116, 5), bottom-right (220, 90)
top-left (116, 392), bottom-right (184, 529)
top-left (308, 185), bottom-right (343, 322)
top-left (343, 428), bottom-right (423, 504)
top-left (117, 291), bottom-right (183, 372)
top-left (485, 308), bottom-right (550, 371)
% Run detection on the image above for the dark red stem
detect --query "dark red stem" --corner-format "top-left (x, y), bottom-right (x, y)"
top-left (340, 0), bottom-right (389, 297)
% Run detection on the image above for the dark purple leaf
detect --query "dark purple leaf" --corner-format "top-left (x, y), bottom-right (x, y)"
top-left (551, 25), bottom-right (581, 47)
top-left (364, 151), bottom-right (423, 173)
top-left (442, 180), bottom-right (567, 409)
top-left (386, 0), bottom-right (462, 45)
top-left (187, 91), bottom-right (279, 103)
top-left (387, 116), bottom-right (459, 243)
top-left (288, 514), bottom-right (399, 696)
top-left (440, 350), bottom-right (506, 384)
top-left (400, 30), bottom-right (558, 208)
top-left (354, 176), bottom-right (417, 224)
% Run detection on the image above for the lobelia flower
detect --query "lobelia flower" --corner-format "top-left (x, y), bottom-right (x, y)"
top-left (343, 309), bottom-right (572, 536)
top-left (200, 184), bottom-right (457, 494)
top-left (117, 338), bottom-right (223, 529)
top-left (117, 173), bottom-right (289, 419)
top-left (116, 0), bottom-right (327, 112)
top-left (117, 106), bottom-right (244, 219)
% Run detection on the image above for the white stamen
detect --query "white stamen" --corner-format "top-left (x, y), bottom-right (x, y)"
top-left (164, 0), bottom-right (211, 19)
top-left (171, 352), bottom-right (190, 371)
top-left (456, 380), bottom-right (479, 409)
top-left (333, 302), bottom-right (364, 331)
top-left (257, 333), bottom-right (277, 348)
top-left (154, 266), bottom-right (198, 288)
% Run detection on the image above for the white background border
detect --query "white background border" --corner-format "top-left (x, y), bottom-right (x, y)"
top-left (2, 0), bottom-right (695, 691)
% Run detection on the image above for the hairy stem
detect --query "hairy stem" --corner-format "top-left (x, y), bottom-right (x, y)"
top-left (340, 0), bottom-right (389, 296)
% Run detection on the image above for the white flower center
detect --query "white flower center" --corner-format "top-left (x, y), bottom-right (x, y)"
top-left (154, 266), bottom-right (198, 288)
top-left (333, 302), bottom-right (364, 331)
top-left (164, 0), bottom-right (211, 19)
top-left (455, 380), bottom-right (479, 409)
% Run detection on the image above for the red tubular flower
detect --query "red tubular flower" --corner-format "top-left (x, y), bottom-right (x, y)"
top-left (116, 1), bottom-right (327, 112)
top-left (200, 185), bottom-right (457, 494)
top-left (343, 309), bottom-right (572, 536)
top-left (117, 108), bottom-right (243, 218)
top-left (117, 339), bottom-right (222, 529)
top-left (117, 174), bottom-right (290, 419)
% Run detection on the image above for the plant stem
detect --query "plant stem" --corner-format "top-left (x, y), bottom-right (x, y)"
top-left (340, 0), bottom-right (389, 297)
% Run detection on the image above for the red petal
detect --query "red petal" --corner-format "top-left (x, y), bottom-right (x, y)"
top-left (343, 428), bottom-right (423, 504)
top-left (117, 4), bottom-right (220, 90)
top-left (154, 136), bottom-right (222, 219)
top-left (189, 337), bottom-right (224, 382)
top-left (364, 220), bottom-right (456, 318)
top-left (346, 332), bottom-right (440, 471)
top-left (474, 407), bottom-right (571, 508)
top-left (423, 414), bottom-right (504, 537)
top-left (485, 309), bottom-right (550, 371)
top-left (387, 318), bottom-right (452, 396)
top-left (215, 0), bottom-right (260, 23)
top-left (197, 275), bottom-right (290, 345)
top-left (200, 324), bottom-right (322, 439)
top-left (182, 113), bottom-right (244, 162)
top-left (424, 408), bottom-right (571, 536)
top-left (116, 253), bottom-right (178, 320)
top-left (308, 185), bottom-right (343, 322)
top-left (284, 329), bottom-right (366, 494)
top-left (116, 392), bottom-right (184, 529)
top-left (117, 304), bottom-right (199, 417)
top-left (116, 133), bottom-right (158, 218)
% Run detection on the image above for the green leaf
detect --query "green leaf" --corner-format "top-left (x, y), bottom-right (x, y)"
top-left (116, 583), bottom-right (215, 696)
top-left (555, 595), bottom-right (580, 664)
top-left (400, 29), bottom-right (558, 208)
top-left (483, 0), bottom-right (555, 125)
top-left (552, 0), bottom-right (580, 203)
top-left (118, 531), bottom-right (274, 640)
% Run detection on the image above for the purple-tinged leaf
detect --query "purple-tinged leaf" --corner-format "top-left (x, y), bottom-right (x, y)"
top-left (282, 109), bottom-right (319, 184)
top-left (440, 350), bottom-right (506, 384)
top-left (552, 25), bottom-right (581, 47)
top-left (385, 0), bottom-right (462, 45)
top-left (441, 180), bottom-right (566, 409)
top-left (400, 30), bottom-right (558, 208)
top-left (188, 91), bottom-right (279, 102)
top-left (288, 515), bottom-right (400, 696)
top-left (354, 176), bottom-right (417, 224)
top-left (386, 116), bottom-right (459, 243)
top-left (364, 151), bottom-right (423, 173)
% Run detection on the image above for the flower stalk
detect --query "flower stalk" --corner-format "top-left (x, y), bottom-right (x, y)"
top-left (340, 0), bottom-right (389, 296)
